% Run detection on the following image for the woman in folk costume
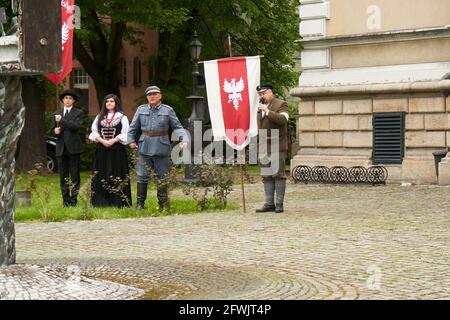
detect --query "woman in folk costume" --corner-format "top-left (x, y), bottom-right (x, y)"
top-left (88, 94), bottom-right (132, 207)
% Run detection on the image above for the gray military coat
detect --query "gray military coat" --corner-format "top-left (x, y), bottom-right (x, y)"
top-left (127, 103), bottom-right (188, 157)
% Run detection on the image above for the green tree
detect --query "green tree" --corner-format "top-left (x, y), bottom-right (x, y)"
top-left (162, 1), bottom-right (300, 93)
top-left (73, 0), bottom-right (300, 113)
top-left (73, 0), bottom-right (189, 107)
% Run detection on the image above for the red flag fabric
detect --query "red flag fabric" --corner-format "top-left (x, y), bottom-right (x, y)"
top-left (43, 0), bottom-right (75, 85)
top-left (204, 56), bottom-right (260, 150)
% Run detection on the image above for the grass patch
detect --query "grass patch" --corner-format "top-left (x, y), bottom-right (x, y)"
top-left (14, 172), bottom-right (238, 223)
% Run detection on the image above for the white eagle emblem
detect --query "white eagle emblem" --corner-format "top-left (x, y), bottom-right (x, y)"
top-left (223, 77), bottom-right (245, 111)
top-left (61, 22), bottom-right (69, 50)
top-left (61, 0), bottom-right (70, 10)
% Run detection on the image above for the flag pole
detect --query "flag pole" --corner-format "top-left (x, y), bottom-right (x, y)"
top-left (56, 86), bottom-right (59, 110)
top-left (228, 34), bottom-right (233, 58)
top-left (55, 85), bottom-right (60, 127)
top-left (227, 34), bottom-right (247, 213)
top-left (240, 161), bottom-right (247, 213)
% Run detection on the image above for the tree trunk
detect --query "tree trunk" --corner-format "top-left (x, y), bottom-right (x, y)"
top-left (74, 38), bottom-right (122, 108)
top-left (15, 77), bottom-right (47, 173)
top-left (0, 76), bottom-right (24, 266)
top-left (73, 19), bottom-right (124, 108)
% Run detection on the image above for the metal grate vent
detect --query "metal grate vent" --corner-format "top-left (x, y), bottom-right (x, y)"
top-left (372, 112), bottom-right (405, 164)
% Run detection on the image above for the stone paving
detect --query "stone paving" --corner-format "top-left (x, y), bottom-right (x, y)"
top-left (1, 182), bottom-right (449, 299)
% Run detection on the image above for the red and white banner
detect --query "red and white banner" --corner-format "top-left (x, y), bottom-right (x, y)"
top-left (43, 0), bottom-right (75, 85)
top-left (204, 56), bottom-right (260, 150)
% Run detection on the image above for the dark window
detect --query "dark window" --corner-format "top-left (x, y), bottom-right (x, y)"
top-left (372, 112), bottom-right (405, 164)
top-left (133, 57), bottom-right (142, 86)
top-left (119, 59), bottom-right (127, 86)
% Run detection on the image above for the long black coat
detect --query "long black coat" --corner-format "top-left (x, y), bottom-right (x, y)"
top-left (50, 107), bottom-right (85, 156)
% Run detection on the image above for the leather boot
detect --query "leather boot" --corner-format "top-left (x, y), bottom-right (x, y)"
top-left (256, 178), bottom-right (275, 212)
top-left (136, 183), bottom-right (147, 210)
top-left (274, 178), bottom-right (286, 213)
top-left (157, 185), bottom-right (170, 212)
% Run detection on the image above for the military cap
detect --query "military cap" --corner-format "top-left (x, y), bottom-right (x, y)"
top-left (256, 84), bottom-right (273, 93)
top-left (145, 85), bottom-right (161, 95)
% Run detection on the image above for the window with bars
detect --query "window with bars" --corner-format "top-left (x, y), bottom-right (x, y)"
top-left (72, 68), bottom-right (89, 89)
top-left (133, 57), bottom-right (142, 86)
top-left (372, 112), bottom-right (405, 164)
top-left (119, 59), bottom-right (127, 86)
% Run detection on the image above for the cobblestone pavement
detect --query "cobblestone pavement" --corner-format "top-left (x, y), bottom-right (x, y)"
top-left (2, 182), bottom-right (450, 299)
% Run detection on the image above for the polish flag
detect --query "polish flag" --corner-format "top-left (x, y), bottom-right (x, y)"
top-left (43, 0), bottom-right (75, 85)
top-left (204, 56), bottom-right (260, 150)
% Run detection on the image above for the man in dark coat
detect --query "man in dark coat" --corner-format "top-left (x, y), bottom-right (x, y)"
top-left (50, 89), bottom-right (85, 207)
top-left (256, 84), bottom-right (289, 213)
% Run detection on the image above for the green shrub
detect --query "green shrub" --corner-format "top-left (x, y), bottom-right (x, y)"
top-left (182, 163), bottom-right (234, 211)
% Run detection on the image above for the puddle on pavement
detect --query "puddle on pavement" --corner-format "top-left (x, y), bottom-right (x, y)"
top-left (89, 274), bottom-right (193, 299)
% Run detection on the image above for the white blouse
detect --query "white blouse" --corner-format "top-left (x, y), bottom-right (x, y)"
top-left (88, 112), bottom-right (129, 145)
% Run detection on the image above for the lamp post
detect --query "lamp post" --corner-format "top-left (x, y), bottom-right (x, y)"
top-left (0, 7), bottom-right (6, 36)
top-left (189, 31), bottom-right (202, 95)
top-left (185, 31), bottom-right (204, 182)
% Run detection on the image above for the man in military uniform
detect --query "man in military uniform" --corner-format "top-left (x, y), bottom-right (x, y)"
top-left (255, 84), bottom-right (289, 213)
top-left (128, 86), bottom-right (189, 211)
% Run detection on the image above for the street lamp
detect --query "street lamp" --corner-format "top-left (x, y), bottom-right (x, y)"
top-left (185, 31), bottom-right (204, 182)
top-left (190, 31), bottom-right (202, 63)
top-left (189, 31), bottom-right (203, 94)
top-left (0, 8), bottom-right (7, 36)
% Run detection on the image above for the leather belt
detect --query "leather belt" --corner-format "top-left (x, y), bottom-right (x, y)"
top-left (142, 131), bottom-right (169, 137)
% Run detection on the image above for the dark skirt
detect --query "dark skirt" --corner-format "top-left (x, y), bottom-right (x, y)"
top-left (91, 144), bottom-right (132, 208)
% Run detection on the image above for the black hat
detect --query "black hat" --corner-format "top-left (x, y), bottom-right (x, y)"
top-left (59, 89), bottom-right (78, 103)
top-left (256, 84), bottom-right (273, 93)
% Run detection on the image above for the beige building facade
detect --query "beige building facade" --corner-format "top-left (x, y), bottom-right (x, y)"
top-left (291, 0), bottom-right (450, 184)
